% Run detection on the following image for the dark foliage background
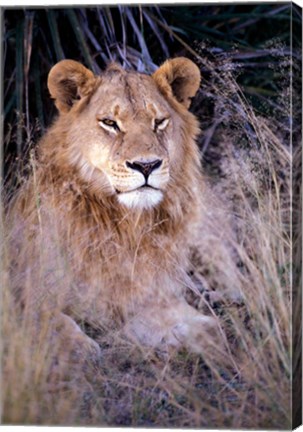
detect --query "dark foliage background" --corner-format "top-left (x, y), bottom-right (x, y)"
top-left (3, 3), bottom-right (300, 180)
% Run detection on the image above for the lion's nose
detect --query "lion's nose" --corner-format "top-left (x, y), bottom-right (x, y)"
top-left (126, 159), bottom-right (162, 180)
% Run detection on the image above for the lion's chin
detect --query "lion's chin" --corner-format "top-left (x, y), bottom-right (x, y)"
top-left (117, 187), bottom-right (163, 210)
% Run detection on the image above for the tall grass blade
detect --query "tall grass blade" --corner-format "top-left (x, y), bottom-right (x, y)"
top-left (33, 54), bottom-right (45, 130)
top-left (125, 8), bottom-right (152, 64)
top-left (24, 11), bottom-right (34, 144)
top-left (46, 10), bottom-right (65, 61)
top-left (15, 17), bottom-right (24, 157)
top-left (104, 7), bottom-right (115, 41)
top-left (142, 9), bottom-right (169, 58)
top-left (79, 11), bottom-right (105, 68)
top-left (118, 6), bottom-right (127, 66)
top-left (66, 9), bottom-right (95, 72)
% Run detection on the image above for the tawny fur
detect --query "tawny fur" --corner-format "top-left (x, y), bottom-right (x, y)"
top-left (8, 58), bottom-right (220, 351)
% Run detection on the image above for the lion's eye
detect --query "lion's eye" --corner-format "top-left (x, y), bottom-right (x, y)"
top-left (99, 118), bottom-right (120, 132)
top-left (154, 118), bottom-right (169, 132)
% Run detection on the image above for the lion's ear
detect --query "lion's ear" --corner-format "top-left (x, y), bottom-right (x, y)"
top-left (152, 57), bottom-right (200, 109)
top-left (48, 60), bottom-right (96, 113)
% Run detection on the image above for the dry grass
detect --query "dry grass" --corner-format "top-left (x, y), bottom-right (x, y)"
top-left (1, 52), bottom-right (293, 428)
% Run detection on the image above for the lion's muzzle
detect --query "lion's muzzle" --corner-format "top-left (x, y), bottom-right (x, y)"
top-left (114, 158), bottom-right (169, 210)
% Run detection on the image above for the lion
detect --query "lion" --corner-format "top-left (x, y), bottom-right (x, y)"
top-left (7, 57), bottom-right (221, 355)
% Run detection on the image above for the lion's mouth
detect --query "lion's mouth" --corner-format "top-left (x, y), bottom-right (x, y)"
top-left (115, 184), bottom-right (164, 210)
top-left (115, 184), bottom-right (159, 194)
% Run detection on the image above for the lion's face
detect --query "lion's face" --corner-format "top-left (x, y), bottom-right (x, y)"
top-left (48, 58), bottom-right (201, 210)
top-left (77, 71), bottom-right (175, 210)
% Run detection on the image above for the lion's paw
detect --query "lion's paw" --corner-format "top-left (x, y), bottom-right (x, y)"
top-left (55, 313), bottom-right (102, 363)
top-left (171, 314), bottom-right (224, 354)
